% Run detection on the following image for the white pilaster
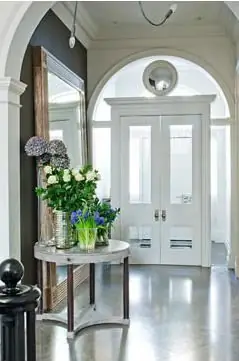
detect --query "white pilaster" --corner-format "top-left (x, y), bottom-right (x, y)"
top-left (0, 77), bottom-right (26, 263)
top-left (232, 67), bottom-right (239, 273)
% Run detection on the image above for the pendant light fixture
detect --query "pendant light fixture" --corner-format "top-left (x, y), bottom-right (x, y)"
top-left (138, 2), bottom-right (177, 27)
top-left (69, 1), bottom-right (78, 49)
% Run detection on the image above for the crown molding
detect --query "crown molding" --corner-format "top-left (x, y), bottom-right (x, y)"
top-left (0, 77), bottom-right (26, 95)
top-left (52, 2), bottom-right (98, 49)
top-left (90, 34), bottom-right (231, 51)
top-left (94, 24), bottom-right (227, 41)
top-left (0, 77), bottom-right (27, 107)
top-left (105, 95), bottom-right (216, 106)
top-left (225, 1), bottom-right (239, 19)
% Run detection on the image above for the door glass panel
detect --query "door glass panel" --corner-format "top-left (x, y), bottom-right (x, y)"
top-left (93, 128), bottom-right (111, 200)
top-left (170, 125), bottom-right (192, 204)
top-left (129, 126), bottom-right (151, 203)
top-left (49, 129), bottom-right (63, 140)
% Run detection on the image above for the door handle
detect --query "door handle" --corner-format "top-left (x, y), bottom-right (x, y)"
top-left (154, 209), bottom-right (159, 221)
top-left (161, 209), bottom-right (167, 222)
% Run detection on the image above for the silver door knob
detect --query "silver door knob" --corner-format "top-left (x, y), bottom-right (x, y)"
top-left (154, 209), bottom-right (159, 221)
top-left (161, 209), bottom-right (167, 222)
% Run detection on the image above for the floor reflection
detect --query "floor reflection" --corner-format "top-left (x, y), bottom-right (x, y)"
top-left (36, 265), bottom-right (239, 361)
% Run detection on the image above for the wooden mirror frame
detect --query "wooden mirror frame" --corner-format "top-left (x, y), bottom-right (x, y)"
top-left (32, 46), bottom-right (89, 311)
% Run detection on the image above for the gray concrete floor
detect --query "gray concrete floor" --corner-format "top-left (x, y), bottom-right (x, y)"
top-left (36, 264), bottom-right (239, 361)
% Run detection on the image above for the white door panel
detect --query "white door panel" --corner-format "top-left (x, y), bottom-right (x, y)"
top-left (119, 114), bottom-right (202, 265)
top-left (120, 116), bottom-right (160, 264)
top-left (160, 115), bottom-right (201, 265)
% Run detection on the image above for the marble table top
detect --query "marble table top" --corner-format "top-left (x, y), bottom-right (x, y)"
top-left (34, 240), bottom-right (130, 265)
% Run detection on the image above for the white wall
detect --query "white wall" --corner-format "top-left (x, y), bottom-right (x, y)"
top-left (92, 56), bottom-right (229, 120)
top-left (87, 36), bottom-right (235, 117)
top-left (211, 126), bottom-right (231, 245)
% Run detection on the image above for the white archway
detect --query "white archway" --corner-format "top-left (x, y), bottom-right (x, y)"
top-left (0, 1), bottom-right (54, 263)
top-left (90, 52), bottom-right (234, 268)
top-left (88, 48), bottom-right (234, 121)
top-left (0, 1), bottom-right (54, 79)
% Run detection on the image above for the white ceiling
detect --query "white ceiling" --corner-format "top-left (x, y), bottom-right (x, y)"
top-left (81, 1), bottom-right (224, 26)
top-left (56, 1), bottom-right (238, 44)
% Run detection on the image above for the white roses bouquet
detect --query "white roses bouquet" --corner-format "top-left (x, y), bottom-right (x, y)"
top-left (35, 164), bottom-right (101, 212)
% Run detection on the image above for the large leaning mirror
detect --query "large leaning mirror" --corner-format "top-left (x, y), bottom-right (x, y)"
top-left (33, 46), bottom-right (88, 311)
top-left (143, 60), bottom-right (178, 96)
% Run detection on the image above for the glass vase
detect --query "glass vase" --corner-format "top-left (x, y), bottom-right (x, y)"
top-left (77, 228), bottom-right (97, 251)
top-left (37, 169), bottom-right (55, 247)
top-left (96, 228), bottom-right (109, 247)
top-left (54, 211), bottom-right (73, 249)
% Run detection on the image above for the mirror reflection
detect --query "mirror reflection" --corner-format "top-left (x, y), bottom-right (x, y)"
top-left (48, 71), bottom-right (83, 168)
top-left (143, 60), bottom-right (178, 96)
top-left (148, 67), bottom-right (173, 92)
top-left (47, 71), bottom-right (85, 285)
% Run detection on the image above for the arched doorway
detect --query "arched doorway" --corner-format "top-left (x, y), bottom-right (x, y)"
top-left (0, 2), bottom-right (55, 263)
top-left (0, 2), bottom-right (236, 267)
top-left (90, 55), bottom-right (232, 267)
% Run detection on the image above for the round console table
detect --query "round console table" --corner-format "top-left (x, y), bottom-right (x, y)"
top-left (34, 240), bottom-right (130, 339)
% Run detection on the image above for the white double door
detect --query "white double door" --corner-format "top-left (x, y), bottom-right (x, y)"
top-left (120, 114), bottom-right (202, 265)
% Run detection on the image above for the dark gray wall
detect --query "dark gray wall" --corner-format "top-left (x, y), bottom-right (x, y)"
top-left (20, 10), bottom-right (87, 284)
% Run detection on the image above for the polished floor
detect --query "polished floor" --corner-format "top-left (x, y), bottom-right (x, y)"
top-left (56, 243), bottom-right (228, 285)
top-left (36, 263), bottom-right (239, 361)
top-left (211, 242), bottom-right (227, 266)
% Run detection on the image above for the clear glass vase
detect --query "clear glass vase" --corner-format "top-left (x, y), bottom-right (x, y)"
top-left (96, 228), bottom-right (109, 247)
top-left (77, 228), bottom-right (97, 251)
top-left (54, 211), bottom-right (73, 249)
top-left (37, 169), bottom-right (55, 247)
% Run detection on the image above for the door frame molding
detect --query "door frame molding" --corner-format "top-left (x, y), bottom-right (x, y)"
top-left (107, 95), bottom-right (215, 267)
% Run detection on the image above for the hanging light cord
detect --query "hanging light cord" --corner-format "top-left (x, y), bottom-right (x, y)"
top-left (72, 1), bottom-right (78, 36)
top-left (138, 2), bottom-right (177, 27)
top-left (69, 1), bottom-right (78, 48)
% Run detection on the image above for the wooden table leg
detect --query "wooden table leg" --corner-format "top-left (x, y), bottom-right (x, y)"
top-left (89, 263), bottom-right (95, 305)
top-left (67, 264), bottom-right (74, 333)
top-left (123, 257), bottom-right (129, 319)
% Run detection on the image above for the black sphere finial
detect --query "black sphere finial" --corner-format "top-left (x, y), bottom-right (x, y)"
top-left (0, 258), bottom-right (24, 294)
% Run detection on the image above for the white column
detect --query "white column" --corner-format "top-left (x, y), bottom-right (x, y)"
top-left (232, 64), bottom-right (239, 272)
top-left (0, 77), bottom-right (26, 263)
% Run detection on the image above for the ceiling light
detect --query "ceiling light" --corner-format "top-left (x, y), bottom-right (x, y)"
top-left (139, 1), bottom-right (177, 27)
top-left (69, 36), bottom-right (76, 49)
top-left (69, 1), bottom-right (78, 49)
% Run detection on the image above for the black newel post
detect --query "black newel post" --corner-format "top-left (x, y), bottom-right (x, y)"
top-left (0, 258), bottom-right (41, 361)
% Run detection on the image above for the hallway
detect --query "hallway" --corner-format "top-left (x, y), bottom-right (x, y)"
top-left (36, 265), bottom-right (239, 361)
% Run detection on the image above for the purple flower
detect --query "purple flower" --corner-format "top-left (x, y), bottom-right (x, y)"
top-left (48, 139), bottom-right (67, 156)
top-left (71, 211), bottom-right (78, 225)
top-left (50, 154), bottom-right (70, 169)
top-left (37, 152), bottom-right (51, 165)
top-left (25, 136), bottom-right (48, 157)
top-left (71, 210), bottom-right (83, 224)
top-left (83, 211), bottom-right (90, 220)
top-left (94, 214), bottom-right (105, 226)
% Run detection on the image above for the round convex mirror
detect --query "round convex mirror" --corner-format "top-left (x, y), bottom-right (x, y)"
top-left (143, 60), bottom-right (178, 96)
